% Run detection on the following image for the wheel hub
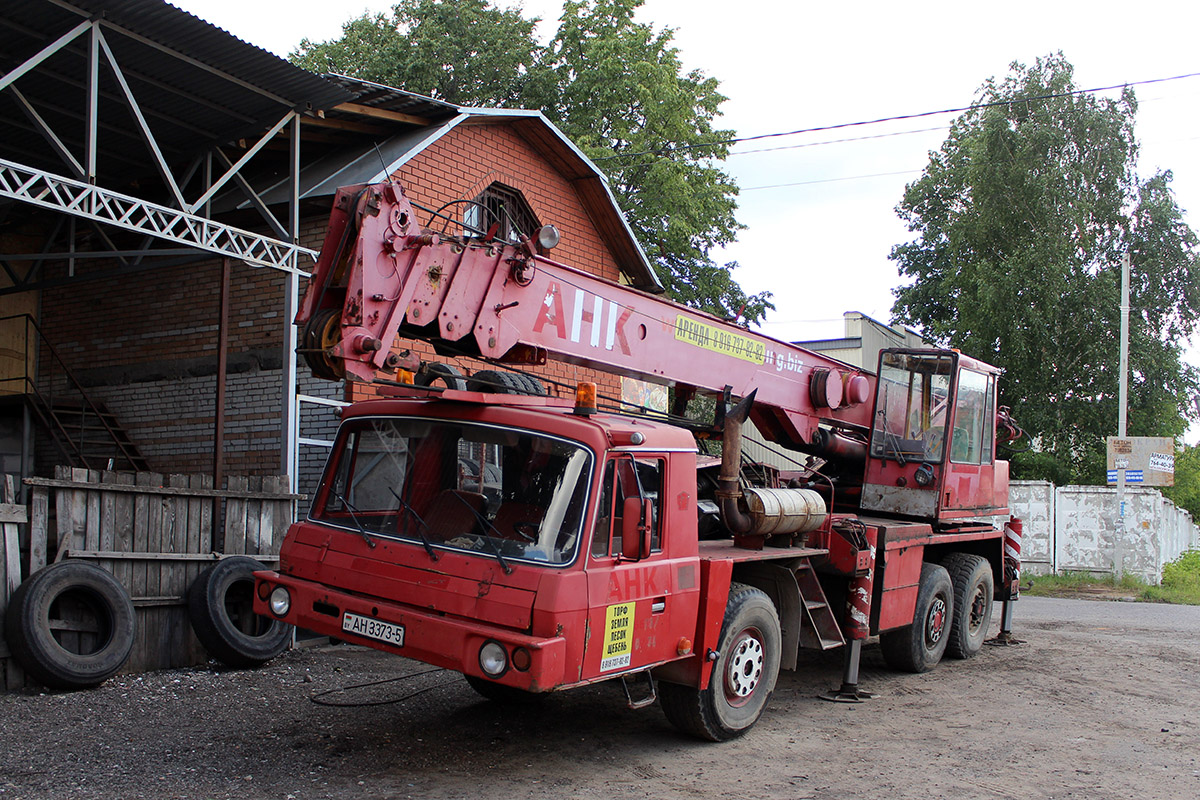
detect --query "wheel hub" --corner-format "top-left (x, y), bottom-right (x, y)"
top-left (926, 597), bottom-right (946, 646)
top-left (968, 587), bottom-right (987, 633)
top-left (725, 629), bottom-right (765, 704)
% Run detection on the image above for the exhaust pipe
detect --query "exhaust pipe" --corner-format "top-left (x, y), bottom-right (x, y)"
top-left (716, 391), bottom-right (757, 535)
top-left (716, 389), bottom-right (829, 541)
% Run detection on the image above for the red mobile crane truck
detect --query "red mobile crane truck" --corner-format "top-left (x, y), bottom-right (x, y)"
top-left (252, 180), bottom-right (1022, 740)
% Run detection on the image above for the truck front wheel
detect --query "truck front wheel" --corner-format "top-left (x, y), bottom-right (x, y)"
top-left (659, 583), bottom-right (781, 741)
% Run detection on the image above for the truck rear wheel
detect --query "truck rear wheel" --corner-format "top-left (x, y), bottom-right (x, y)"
top-left (659, 583), bottom-right (780, 741)
top-left (942, 553), bottom-right (994, 659)
top-left (880, 562), bottom-right (953, 673)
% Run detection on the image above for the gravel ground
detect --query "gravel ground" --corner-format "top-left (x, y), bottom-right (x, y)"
top-left (1, 596), bottom-right (1197, 800)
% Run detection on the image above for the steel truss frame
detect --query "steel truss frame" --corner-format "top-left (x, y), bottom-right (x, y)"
top-left (1, 7), bottom-right (318, 485)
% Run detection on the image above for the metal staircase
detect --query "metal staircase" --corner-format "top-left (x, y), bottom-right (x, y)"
top-left (0, 314), bottom-right (148, 473)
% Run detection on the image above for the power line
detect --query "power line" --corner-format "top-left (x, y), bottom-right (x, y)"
top-left (729, 125), bottom-right (949, 156)
top-left (741, 169), bottom-right (920, 192)
top-left (591, 69), bottom-right (1200, 163)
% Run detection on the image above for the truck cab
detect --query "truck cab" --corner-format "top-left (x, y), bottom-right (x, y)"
top-left (257, 392), bottom-right (702, 694)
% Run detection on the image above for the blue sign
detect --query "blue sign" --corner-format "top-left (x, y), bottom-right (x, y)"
top-left (1107, 470), bottom-right (1143, 484)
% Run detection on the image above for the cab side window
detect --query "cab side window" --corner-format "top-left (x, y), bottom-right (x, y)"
top-left (950, 369), bottom-right (994, 464)
top-left (591, 456), bottom-right (664, 557)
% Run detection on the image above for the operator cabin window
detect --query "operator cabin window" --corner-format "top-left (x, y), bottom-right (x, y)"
top-left (464, 182), bottom-right (541, 243)
top-left (950, 369), bottom-right (996, 464)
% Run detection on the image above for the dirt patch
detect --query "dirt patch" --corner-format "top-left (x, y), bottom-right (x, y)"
top-left (1, 597), bottom-right (1198, 800)
top-left (1029, 584), bottom-right (1142, 601)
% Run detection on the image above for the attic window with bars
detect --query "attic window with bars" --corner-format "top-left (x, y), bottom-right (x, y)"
top-left (464, 183), bottom-right (541, 243)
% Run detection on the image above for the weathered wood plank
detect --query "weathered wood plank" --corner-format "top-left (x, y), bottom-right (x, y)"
top-left (107, 472), bottom-right (134, 605)
top-left (0, 504), bottom-right (27, 524)
top-left (198, 474), bottom-right (213, 554)
top-left (224, 476), bottom-right (248, 555)
top-left (187, 474), bottom-right (205, 557)
top-left (51, 550), bottom-right (274, 562)
top-left (25, 477), bottom-right (304, 501)
top-left (132, 473), bottom-right (154, 675)
top-left (29, 487), bottom-right (48, 574)
top-left (139, 472), bottom-right (165, 671)
top-left (83, 468), bottom-right (100, 553)
top-left (54, 465), bottom-right (74, 560)
top-left (166, 474), bottom-right (190, 671)
top-left (4, 477), bottom-right (21, 598)
top-left (3, 477), bottom-right (23, 687)
top-left (257, 480), bottom-right (276, 556)
top-left (245, 476), bottom-right (263, 556)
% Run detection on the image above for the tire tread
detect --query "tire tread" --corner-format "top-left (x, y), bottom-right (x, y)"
top-left (941, 553), bottom-right (994, 660)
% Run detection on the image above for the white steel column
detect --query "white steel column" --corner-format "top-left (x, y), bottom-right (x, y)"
top-left (282, 113), bottom-right (302, 491)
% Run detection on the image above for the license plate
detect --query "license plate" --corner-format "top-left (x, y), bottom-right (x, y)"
top-left (342, 612), bottom-right (405, 647)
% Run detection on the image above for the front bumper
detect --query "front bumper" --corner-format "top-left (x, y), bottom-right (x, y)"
top-left (253, 570), bottom-right (568, 691)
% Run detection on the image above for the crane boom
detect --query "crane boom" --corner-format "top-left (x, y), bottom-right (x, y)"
top-left (298, 181), bottom-right (874, 447)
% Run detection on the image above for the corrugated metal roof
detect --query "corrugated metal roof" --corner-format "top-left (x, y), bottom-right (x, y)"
top-left (1, 1), bottom-right (353, 196)
top-left (322, 74), bottom-right (460, 120)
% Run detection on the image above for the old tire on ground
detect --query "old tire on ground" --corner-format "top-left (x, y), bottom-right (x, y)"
top-left (187, 557), bottom-right (291, 668)
top-left (942, 553), bottom-right (994, 659)
top-left (880, 562), bottom-right (954, 673)
top-left (465, 370), bottom-right (525, 394)
top-left (659, 583), bottom-right (781, 741)
top-left (4, 561), bottom-right (135, 689)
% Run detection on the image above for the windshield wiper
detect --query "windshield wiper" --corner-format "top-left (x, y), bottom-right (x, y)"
top-left (443, 492), bottom-right (517, 573)
top-left (446, 490), bottom-right (532, 542)
top-left (331, 489), bottom-right (376, 549)
top-left (388, 487), bottom-right (440, 563)
top-left (876, 391), bottom-right (907, 466)
top-left (478, 533), bottom-right (514, 575)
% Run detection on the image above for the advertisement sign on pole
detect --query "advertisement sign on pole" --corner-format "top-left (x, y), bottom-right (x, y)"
top-left (1106, 436), bottom-right (1174, 487)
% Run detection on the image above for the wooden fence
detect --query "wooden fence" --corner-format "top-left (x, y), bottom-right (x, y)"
top-left (0, 467), bottom-right (300, 690)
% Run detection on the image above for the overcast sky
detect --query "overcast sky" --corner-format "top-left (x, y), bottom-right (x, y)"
top-left (173, 0), bottom-right (1200, 359)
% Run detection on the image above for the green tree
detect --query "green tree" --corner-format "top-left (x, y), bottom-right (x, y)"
top-left (291, 0), bottom-right (770, 323)
top-left (291, 0), bottom-right (545, 107)
top-left (1164, 445), bottom-right (1200, 519)
top-left (541, 0), bottom-right (769, 322)
top-left (890, 54), bottom-right (1200, 483)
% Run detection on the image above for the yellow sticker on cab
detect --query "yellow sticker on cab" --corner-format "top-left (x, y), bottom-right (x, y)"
top-left (600, 602), bottom-right (635, 672)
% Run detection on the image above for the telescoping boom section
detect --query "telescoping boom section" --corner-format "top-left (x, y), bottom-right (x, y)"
top-left (296, 181), bottom-right (875, 449)
top-left (249, 178), bottom-right (1025, 742)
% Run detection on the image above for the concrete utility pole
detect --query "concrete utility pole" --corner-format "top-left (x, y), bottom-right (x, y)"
top-left (1115, 252), bottom-right (1130, 581)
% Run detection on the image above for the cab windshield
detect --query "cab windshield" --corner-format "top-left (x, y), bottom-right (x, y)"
top-left (871, 352), bottom-right (954, 463)
top-left (313, 417), bottom-right (593, 566)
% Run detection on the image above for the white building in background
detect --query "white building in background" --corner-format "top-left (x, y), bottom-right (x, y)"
top-left (797, 311), bottom-right (930, 369)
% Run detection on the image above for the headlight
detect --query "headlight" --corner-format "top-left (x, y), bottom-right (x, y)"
top-left (914, 462), bottom-right (935, 487)
top-left (269, 586), bottom-right (291, 617)
top-left (479, 640), bottom-right (509, 677)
